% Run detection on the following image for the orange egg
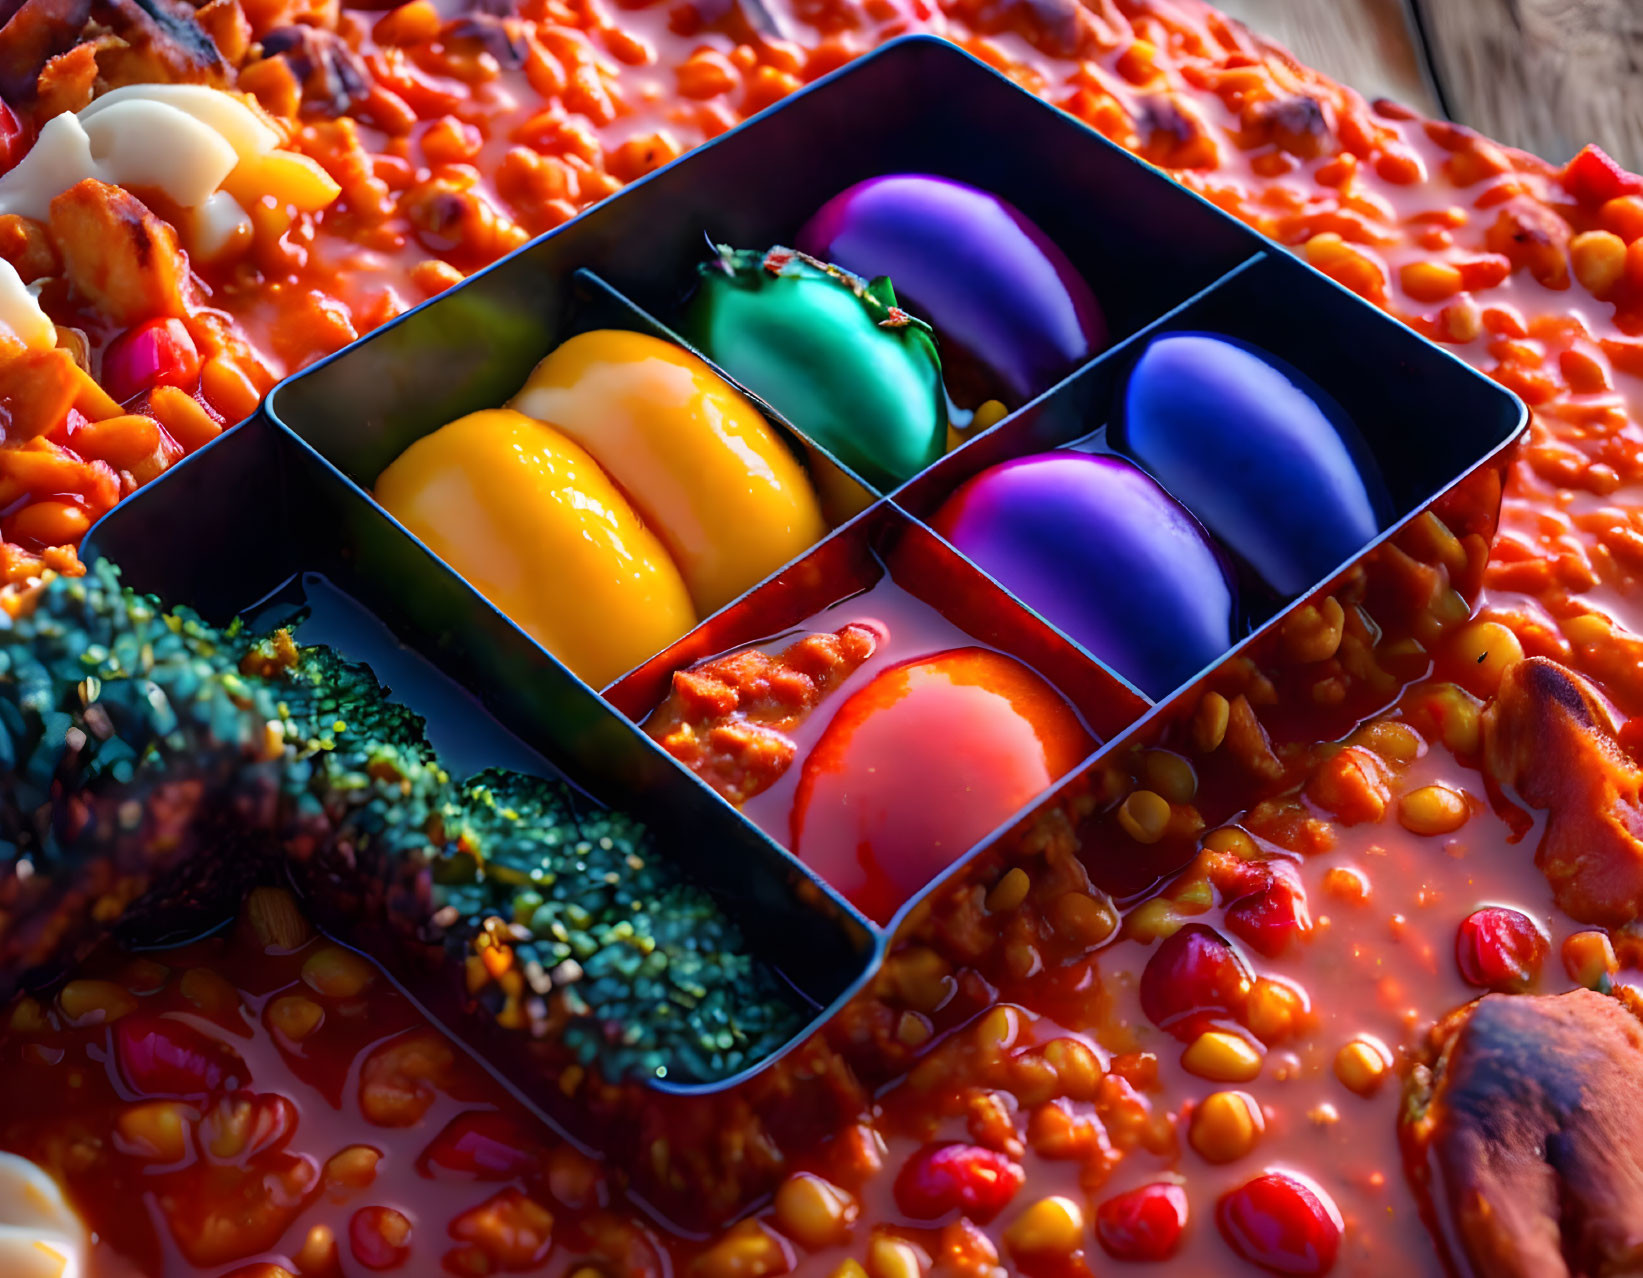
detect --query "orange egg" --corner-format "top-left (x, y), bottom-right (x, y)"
top-left (791, 647), bottom-right (1092, 923)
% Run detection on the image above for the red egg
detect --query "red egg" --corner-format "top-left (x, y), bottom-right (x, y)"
top-left (791, 647), bottom-right (1091, 923)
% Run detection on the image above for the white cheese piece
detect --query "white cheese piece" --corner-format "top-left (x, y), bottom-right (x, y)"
top-left (78, 84), bottom-right (280, 162)
top-left (0, 1154), bottom-right (84, 1278)
top-left (0, 113), bottom-right (100, 223)
top-left (185, 188), bottom-right (253, 263)
top-left (0, 257), bottom-right (60, 351)
top-left (82, 99), bottom-right (238, 211)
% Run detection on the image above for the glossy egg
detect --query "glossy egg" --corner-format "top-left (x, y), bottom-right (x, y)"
top-left (375, 408), bottom-right (696, 688)
top-left (791, 647), bottom-right (1092, 924)
top-left (796, 173), bottom-right (1105, 405)
top-left (1114, 332), bottom-right (1391, 597)
top-left (509, 329), bottom-right (826, 616)
top-left (931, 453), bottom-right (1235, 699)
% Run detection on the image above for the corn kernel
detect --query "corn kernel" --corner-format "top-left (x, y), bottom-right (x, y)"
top-left (1052, 891), bottom-right (1118, 946)
top-left (1400, 260), bottom-right (1464, 303)
top-left (1351, 719), bottom-right (1423, 765)
top-left (8, 997), bottom-right (47, 1033)
top-left (1334, 1035), bottom-right (1392, 1096)
top-left (116, 1101), bottom-right (194, 1162)
top-left (1142, 750), bottom-right (1198, 802)
top-left (297, 1225), bottom-right (339, 1275)
top-left (774, 1172), bottom-right (857, 1250)
top-left (1003, 1196), bottom-right (1085, 1259)
top-left (268, 994), bottom-right (324, 1042)
top-left (986, 867), bottom-right (1030, 914)
top-left (1562, 930), bottom-right (1618, 990)
top-left (1399, 784), bottom-right (1470, 836)
top-left (1322, 866), bottom-right (1371, 904)
top-left (1572, 229), bottom-right (1627, 296)
top-left (325, 1144), bottom-right (381, 1193)
top-left (1182, 1030), bottom-right (1263, 1082)
top-left (866, 1235), bottom-right (926, 1278)
top-left (1448, 620), bottom-right (1524, 696)
top-left (58, 979), bottom-right (137, 1026)
top-left (1247, 977), bottom-right (1306, 1044)
top-left (1189, 1089), bottom-right (1263, 1163)
top-left (1118, 789), bottom-right (1171, 844)
top-left (180, 967), bottom-right (240, 1016)
top-left (1041, 1037), bottom-right (1103, 1101)
top-left (301, 945), bottom-right (376, 999)
top-left (829, 1265), bottom-right (869, 1278)
top-left (1203, 825), bottom-right (1258, 859)
top-left (1124, 897), bottom-right (1184, 943)
top-left (1193, 691), bottom-right (1230, 751)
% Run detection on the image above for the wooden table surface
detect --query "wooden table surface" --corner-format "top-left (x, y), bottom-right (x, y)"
top-left (1212, 0), bottom-right (1642, 167)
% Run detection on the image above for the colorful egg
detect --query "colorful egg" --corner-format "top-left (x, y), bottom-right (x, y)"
top-left (375, 408), bottom-right (696, 688)
top-left (1114, 332), bottom-right (1391, 597)
top-left (509, 329), bottom-right (826, 616)
top-left (791, 647), bottom-right (1091, 924)
top-left (796, 173), bottom-right (1105, 406)
top-left (931, 452), bottom-right (1235, 699)
top-left (682, 245), bottom-right (945, 491)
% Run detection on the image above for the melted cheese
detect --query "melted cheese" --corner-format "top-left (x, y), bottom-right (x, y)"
top-left (0, 1153), bottom-right (84, 1278)
top-left (81, 100), bottom-right (238, 210)
top-left (77, 84), bottom-right (280, 161)
top-left (0, 258), bottom-right (58, 351)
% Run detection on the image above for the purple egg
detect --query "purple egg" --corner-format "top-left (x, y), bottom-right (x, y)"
top-left (796, 174), bottom-right (1105, 405)
top-left (931, 452), bottom-right (1235, 699)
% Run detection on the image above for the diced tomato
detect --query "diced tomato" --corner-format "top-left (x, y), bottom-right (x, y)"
top-left (1225, 863), bottom-right (1313, 959)
top-left (1138, 924), bottom-right (1255, 1040)
top-left (1562, 144), bottom-right (1643, 207)
top-left (114, 1014), bottom-right (248, 1098)
top-left (101, 318), bottom-right (202, 406)
top-left (1217, 1172), bottom-right (1342, 1276)
top-left (1455, 907), bottom-right (1548, 991)
top-left (1096, 1182), bottom-right (1189, 1261)
top-left (893, 1142), bottom-right (1025, 1222)
top-left (0, 100), bottom-right (26, 175)
top-left (419, 1111), bottom-right (544, 1180)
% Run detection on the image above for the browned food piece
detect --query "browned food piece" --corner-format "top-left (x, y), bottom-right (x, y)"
top-left (258, 24), bottom-right (368, 115)
top-left (48, 178), bottom-right (190, 325)
top-left (0, 0), bottom-right (90, 101)
top-left (1482, 655), bottom-right (1643, 925)
top-left (97, 0), bottom-right (225, 85)
top-left (0, 213), bottom-right (58, 283)
top-left (646, 623), bottom-right (880, 805)
top-left (1402, 988), bottom-right (1643, 1278)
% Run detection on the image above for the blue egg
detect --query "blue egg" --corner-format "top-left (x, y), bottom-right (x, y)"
top-left (1113, 333), bottom-right (1392, 597)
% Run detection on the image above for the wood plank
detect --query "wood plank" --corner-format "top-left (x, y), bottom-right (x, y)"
top-left (1212, 0), bottom-right (1440, 117)
top-left (1411, 0), bottom-right (1643, 165)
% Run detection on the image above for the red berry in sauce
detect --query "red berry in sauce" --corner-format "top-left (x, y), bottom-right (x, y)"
top-left (792, 647), bottom-right (1091, 924)
top-left (1217, 1172), bottom-right (1342, 1275)
top-left (0, 99), bottom-right (26, 174)
top-left (893, 1142), bottom-right (1025, 1222)
top-left (101, 317), bottom-right (202, 406)
top-left (1096, 1181), bottom-right (1189, 1261)
top-left (350, 1205), bottom-right (413, 1270)
top-left (1139, 923), bottom-right (1255, 1040)
top-left (1225, 862), bottom-right (1312, 958)
top-left (1563, 143), bottom-right (1643, 206)
top-left (114, 1014), bottom-right (247, 1098)
top-left (1455, 906), bottom-right (1548, 991)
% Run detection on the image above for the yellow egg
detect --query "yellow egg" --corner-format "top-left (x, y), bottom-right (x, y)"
top-left (375, 408), bottom-right (695, 687)
top-left (510, 329), bottom-right (826, 615)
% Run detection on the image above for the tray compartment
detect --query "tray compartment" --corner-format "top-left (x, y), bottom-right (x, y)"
top-left (896, 248), bottom-right (1528, 690)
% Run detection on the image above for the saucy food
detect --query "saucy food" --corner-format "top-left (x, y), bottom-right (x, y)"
top-left (0, 0), bottom-right (1642, 1273)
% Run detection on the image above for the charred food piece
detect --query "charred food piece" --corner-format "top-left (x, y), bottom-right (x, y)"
top-left (1402, 988), bottom-right (1643, 1278)
top-left (1482, 656), bottom-right (1643, 925)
